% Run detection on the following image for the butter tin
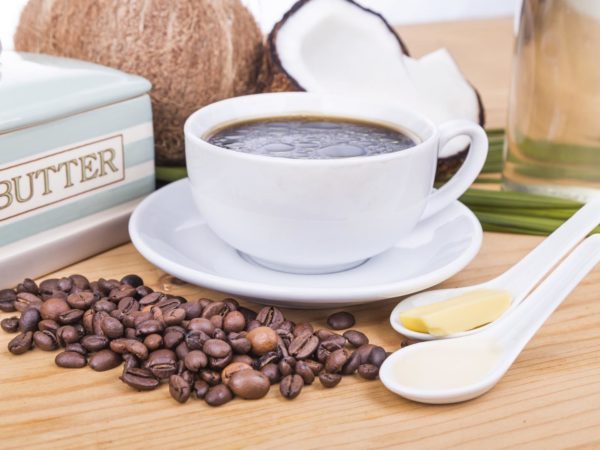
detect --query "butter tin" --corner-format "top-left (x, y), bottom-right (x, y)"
top-left (0, 51), bottom-right (155, 286)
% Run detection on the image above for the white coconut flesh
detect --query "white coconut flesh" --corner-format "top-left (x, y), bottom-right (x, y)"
top-left (274, 0), bottom-right (482, 158)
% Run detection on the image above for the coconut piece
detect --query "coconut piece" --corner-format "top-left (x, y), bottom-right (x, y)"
top-left (15, 0), bottom-right (264, 166)
top-left (261, 0), bottom-right (484, 179)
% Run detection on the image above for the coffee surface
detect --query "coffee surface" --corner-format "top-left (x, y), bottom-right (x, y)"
top-left (207, 116), bottom-right (416, 159)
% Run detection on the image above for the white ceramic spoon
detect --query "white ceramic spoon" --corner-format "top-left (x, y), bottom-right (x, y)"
top-left (390, 199), bottom-right (600, 340)
top-left (380, 234), bottom-right (600, 404)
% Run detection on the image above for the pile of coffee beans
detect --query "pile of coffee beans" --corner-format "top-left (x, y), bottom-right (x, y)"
top-left (0, 275), bottom-right (389, 406)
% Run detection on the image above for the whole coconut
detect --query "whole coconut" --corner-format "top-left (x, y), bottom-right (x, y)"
top-left (15, 0), bottom-right (264, 165)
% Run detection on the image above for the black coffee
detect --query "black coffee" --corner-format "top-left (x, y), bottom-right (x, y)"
top-left (206, 116), bottom-right (417, 159)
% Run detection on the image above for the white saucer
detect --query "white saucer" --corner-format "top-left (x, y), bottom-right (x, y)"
top-left (129, 179), bottom-right (482, 308)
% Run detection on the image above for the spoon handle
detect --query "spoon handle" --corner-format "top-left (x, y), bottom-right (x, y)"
top-left (491, 199), bottom-right (600, 300)
top-left (496, 234), bottom-right (600, 349)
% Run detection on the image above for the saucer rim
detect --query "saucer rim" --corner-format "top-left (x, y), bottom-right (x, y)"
top-left (129, 179), bottom-right (482, 303)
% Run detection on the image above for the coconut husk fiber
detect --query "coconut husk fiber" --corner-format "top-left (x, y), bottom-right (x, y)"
top-left (15, 0), bottom-right (264, 165)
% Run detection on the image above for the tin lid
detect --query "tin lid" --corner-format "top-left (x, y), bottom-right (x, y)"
top-left (0, 51), bottom-right (152, 134)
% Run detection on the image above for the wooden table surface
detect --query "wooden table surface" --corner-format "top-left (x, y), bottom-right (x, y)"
top-left (2, 18), bottom-right (600, 450)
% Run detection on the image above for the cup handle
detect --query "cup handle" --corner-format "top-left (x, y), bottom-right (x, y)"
top-left (420, 120), bottom-right (488, 220)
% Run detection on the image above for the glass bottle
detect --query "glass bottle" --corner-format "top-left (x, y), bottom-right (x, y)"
top-left (502, 0), bottom-right (600, 201)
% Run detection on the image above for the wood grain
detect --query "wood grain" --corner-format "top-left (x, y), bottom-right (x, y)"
top-left (1, 18), bottom-right (599, 450)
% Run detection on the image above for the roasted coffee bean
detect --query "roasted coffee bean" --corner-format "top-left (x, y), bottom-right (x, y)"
top-left (169, 374), bottom-right (191, 403)
top-left (18, 308), bottom-right (41, 332)
top-left (201, 301), bottom-right (229, 319)
top-left (326, 311), bottom-right (355, 330)
top-left (203, 339), bottom-right (232, 358)
top-left (118, 297), bottom-right (139, 314)
top-left (101, 316), bottom-right (124, 339)
top-left (254, 351), bottom-right (280, 369)
top-left (246, 326), bottom-right (278, 355)
top-left (131, 311), bottom-right (154, 328)
top-left (109, 285), bottom-right (137, 302)
top-left (316, 345), bottom-right (331, 363)
top-left (278, 359), bottom-right (294, 377)
top-left (136, 320), bottom-right (163, 336)
top-left (120, 274), bottom-right (144, 288)
top-left (17, 279), bottom-right (39, 295)
top-left (15, 292), bottom-right (43, 312)
top-left (357, 363), bottom-right (379, 380)
top-left (187, 318), bottom-right (215, 335)
top-left (304, 359), bottom-right (324, 375)
top-left (279, 374), bottom-right (303, 399)
top-left (209, 315), bottom-right (223, 329)
top-left (288, 333), bottom-right (319, 360)
top-left (319, 372), bottom-right (342, 388)
top-left (229, 369), bottom-right (270, 399)
top-left (222, 298), bottom-right (239, 311)
top-left (180, 301), bottom-right (203, 320)
top-left (121, 367), bottom-right (159, 391)
top-left (38, 319), bottom-right (60, 334)
top-left (341, 350), bottom-right (361, 375)
top-left (260, 363), bottom-right (281, 384)
top-left (354, 344), bottom-right (376, 364)
top-left (55, 351), bottom-right (87, 368)
top-left (199, 369), bottom-right (221, 386)
top-left (82, 309), bottom-right (95, 334)
top-left (246, 319), bottom-right (261, 332)
top-left (143, 333), bottom-right (163, 351)
top-left (317, 330), bottom-right (347, 348)
top-left (205, 384), bottom-right (233, 407)
top-left (110, 339), bottom-right (149, 360)
top-left (209, 353), bottom-right (233, 370)
top-left (124, 327), bottom-right (137, 339)
top-left (163, 308), bottom-right (186, 326)
top-left (184, 350), bottom-right (208, 372)
top-left (325, 348), bottom-right (350, 373)
top-left (65, 342), bottom-right (87, 355)
top-left (295, 360), bottom-right (315, 385)
top-left (92, 311), bottom-right (109, 336)
top-left (33, 330), bottom-right (58, 351)
top-left (146, 349), bottom-right (177, 379)
top-left (57, 309), bottom-right (84, 325)
top-left (69, 274), bottom-right (90, 291)
top-left (56, 325), bottom-right (81, 346)
top-left (223, 311), bottom-right (246, 333)
top-left (39, 297), bottom-right (69, 320)
top-left (232, 354), bottom-right (254, 366)
top-left (368, 346), bottom-right (387, 368)
top-left (343, 330), bottom-right (369, 348)
top-left (123, 353), bottom-right (139, 370)
top-left (94, 299), bottom-right (117, 313)
top-left (185, 330), bottom-right (210, 350)
top-left (213, 328), bottom-right (227, 342)
top-left (156, 297), bottom-right (185, 312)
top-left (221, 362), bottom-right (253, 386)
top-left (66, 292), bottom-right (96, 310)
top-left (157, 329), bottom-right (182, 351)
top-left (193, 379), bottom-right (210, 399)
top-left (320, 338), bottom-right (345, 353)
top-left (1, 317), bottom-right (19, 333)
top-left (228, 332), bottom-right (251, 354)
top-left (256, 306), bottom-right (285, 329)
top-left (135, 285), bottom-right (154, 298)
top-left (0, 289), bottom-right (17, 312)
top-left (175, 341), bottom-right (190, 361)
top-left (8, 332), bottom-right (33, 354)
top-left (139, 292), bottom-right (163, 307)
top-left (80, 335), bottom-right (109, 352)
top-left (293, 322), bottom-right (314, 337)
top-left (39, 279), bottom-right (60, 295)
top-left (278, 320), bottom-right (295, 334)
top-left (89, 349), bottom-right (122, 371)
top-left (237, 306), bottom-right (257, 324)
top-left (57, 277), bottom-right (73, 292)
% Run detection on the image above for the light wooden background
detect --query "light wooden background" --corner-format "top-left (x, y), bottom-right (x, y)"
top-left (2, 18), bottom-right (600, 450)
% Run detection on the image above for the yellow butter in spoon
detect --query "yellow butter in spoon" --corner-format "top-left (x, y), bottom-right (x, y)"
top-left (399, 289), bottom-right (512, 336)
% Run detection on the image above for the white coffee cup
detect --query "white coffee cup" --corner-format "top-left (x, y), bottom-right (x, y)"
top-left (185, 93), bottom-right (487, 274)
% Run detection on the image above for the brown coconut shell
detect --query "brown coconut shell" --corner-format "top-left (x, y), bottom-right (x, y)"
top-left (259, 0), bottom-right (485, 181)
top-left (15, 0), bottom-right (264, 166)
